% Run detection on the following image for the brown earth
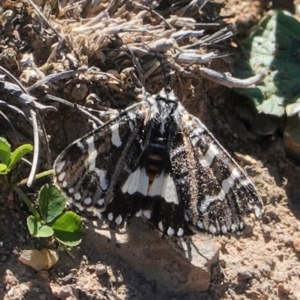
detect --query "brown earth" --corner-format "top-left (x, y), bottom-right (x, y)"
top-left (1, 1), bottom-right (300, 300)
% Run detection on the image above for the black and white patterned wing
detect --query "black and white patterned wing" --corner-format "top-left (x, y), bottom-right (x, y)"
top-left (169, 107), bottom-right (263, 235)
top-left (53, 101), bottom-right (151, 218)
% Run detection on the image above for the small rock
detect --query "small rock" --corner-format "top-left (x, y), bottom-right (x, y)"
top-left (52, 285), bottom-right (79, 300)
top-left (19, 282), bottom-right (30, 294)
top-left (61, 273), bottom-right (76, 284)
top-left (293, 235), bottom-right (300, 252)
top-left (274, 272), bottom-right (287, 283)
top-left (95, 264), bottom-right (107, 276)
top-left (280, 236), bottom-right (293, 247)
top-left (274, 251), bottom-right (284, 260)
top-left (262, 225), bottom-right (271, 237)
top-left (237, 268), bottom-right (253, 281)
top-left (278, 283), bottom-right (291, 295)
top-left (258, 264), bottom-right (272, 278)
top-left (82, 255), bottom-right (88, 263)
top-left (40, 248), bottom-right (59, 269)
top-left (7, 286), bottom-right (23, 298)
top-left (265, 211), bottom-right (280, 222)
top-left (70, 268), bottom-right (78, 275)
top-left (87, 265), bottom-right (95, 273)
top-left (4, 269), bottom-right (18, 286)
top-left (242, 219), bottom-right (254, 236)
top-left (19, 249), bottom-right (59, 271)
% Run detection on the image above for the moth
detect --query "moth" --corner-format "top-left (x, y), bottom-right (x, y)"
top-left (53, 89), bottom-right (263, 237)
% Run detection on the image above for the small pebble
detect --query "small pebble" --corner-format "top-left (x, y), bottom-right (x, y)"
top-left (87, 265), bottom-right (95, 273)
top-left (293, 236), bottom-right (300, 252)
top-left (278, 283), bottom-right (291, 295)
top-left (70, 268), bottom-right (78, 275)
top-left (61, 273), bottom-right (76, 284)
top-left (262, 225), bottom-right (271, 237)
top-left (237, 268), bottom-right (253, 281)
top-left (96, 264), bottom-right (107, 276)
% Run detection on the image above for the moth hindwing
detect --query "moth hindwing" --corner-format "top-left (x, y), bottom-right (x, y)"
top-left (54, 89), bottom-right (263, 237)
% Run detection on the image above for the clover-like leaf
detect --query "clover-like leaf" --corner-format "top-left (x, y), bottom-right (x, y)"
top-left (49, 211), bottom-right (83, 247)
top-left (27, 215), bottom-right (54, 238)
top-left (235, 11), bottom-right (300, 119)
top-left (39, 184), bottom-right (66, 223)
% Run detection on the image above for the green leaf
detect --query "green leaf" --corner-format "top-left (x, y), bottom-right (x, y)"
top-left (234, 11), bottom-right (300, 125)
top-left (0, 163), bottom-right (8, 175)
top-left (8, 144), bottom-right (33, 170)
top-left (27, 215), bottom-right (54, 237)
top-left (37, 225), bottom-right (54, 238)
top-left (0, 137), bottom-right (11, 166)
top-left (50, 211), bottom-right (83, 247)
top-left (39, 184), bottom-right (66, 223)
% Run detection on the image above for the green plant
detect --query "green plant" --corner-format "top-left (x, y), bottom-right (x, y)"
top-left (0, 137), bottom-right (33, 181)
top-left (25, 184), bottom-right (83, 247)
top-left (0, 137), bottom-right (83, 247)
top-left (234, 11), bottom-right (300, 134)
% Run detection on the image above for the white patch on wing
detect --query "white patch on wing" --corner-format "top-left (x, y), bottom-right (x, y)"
top-left (58, 171), bottom-right (66, 182)
top-left (197, 220), bottom-right (204, 229)
top-left (76, 141), bottom-right (85, 150)
top-left (108, 213), bottom-right (113, 221)
top-left (135, 210), bottom-right (142, 217)
top-left (221, 225), bottom-right (227, 234)
top-left (95, 169), bottom-right (108, 190)
top-left (143, 210), bottom-right (151, 219)
top-left (77, 205), bottom-right (84, 211)
top-left (158, 221), bottom-right (164, 232)
top-left (222, 168), bottom-right (240, 194)
top-left (254, 205), bottom-right (263, 219)
top-left (121, 168), bottom-right (149, 195)
top-left (115, 215), bottom-right (122, 225)
top-left (62, 181), bottom-right (68, 188)
top-left (199, 144), bottom-right (219, 168)
top-left (128, 111), bottom-right (136, 121)
top-left (97, 199), bottom-right (104, 206)
top-left (190, 126), bottom-right (206, 145)
top-left (148, 173), bottom-right (179, 205)
top-left (55, 160), bottom-right (65, 173)
top-left (177, 228), bottom-right (184, 237)
top-left (74, 193), bottom-right (81, 201)
top-left (84, 197), bottom-right (92, 205)
top-left (86, 136), bottom-right (97, 170)
top-left (167, 227), bottom-right (175, 237)
top-left (209, 224), bottom-right (217, 234)
top-left (129, 121), bottom-right (134, 131)
top-left (110, 123), bottom-right (122, 147)
top-left (199, 168), bottom-right (241, 213)
top-left (231, 224), bottom-right (238, 231)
